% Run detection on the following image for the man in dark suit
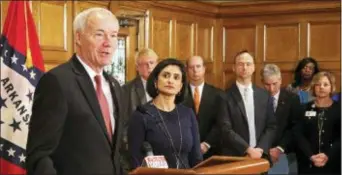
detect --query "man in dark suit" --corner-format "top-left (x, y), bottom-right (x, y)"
top-left (26, 8), bottom-right (124, 175)
top-left (217, 50), bottom-right (277, 159)
top-left (121, 48), bottom-right (158, 171)
top-left (123, 48), bottom-right (158, 117)
top-left (261, 64), bottom-right (301, 174)
top-left (183, 56), bottom-right (222, 159)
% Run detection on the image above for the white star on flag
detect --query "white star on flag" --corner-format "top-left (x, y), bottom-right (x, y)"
top-left (7, 147), bottom-right (16, 157)
top-left (30, 70), bottom-right (36, 80)
top-left (11, 54), bottom-right (18, 64)
top-left (22, 64), bottom-right (28, 71)
top-left (19, 153), bottom-right (26, 163)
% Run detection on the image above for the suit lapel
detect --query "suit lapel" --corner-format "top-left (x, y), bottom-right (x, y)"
top-left (72, 56), bottom-right (112, 146)
top-left (275, 89), bottom-right (286, 119)
top-left (184, 85), bottom-right (195, 110)
top-left (134, 78), bottom-right (147, 104)
top-left (198, 84), bottom-right (209, 118)
top-left (104, 73), bottom-right (121, 148)
top-left (231, 84), bottom-right (248, 123)
top-left (253, 86), bottom-right (261, 138)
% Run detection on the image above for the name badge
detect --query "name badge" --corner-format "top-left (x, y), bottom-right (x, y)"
top-left (305, 111), bottom-right (316, 118)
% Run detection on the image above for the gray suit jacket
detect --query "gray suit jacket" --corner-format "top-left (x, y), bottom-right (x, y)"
top-left (122, 77), bottom-right (148, 143)
top-left (217, 83), bottom-right (277, 156)
top-left (123, 77), bottom-right (147, 116)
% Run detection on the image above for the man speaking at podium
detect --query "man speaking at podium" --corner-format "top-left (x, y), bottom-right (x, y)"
top-left (26, 8), bottom-right (124, 175)
top-left (217, 51), bottom-right (277, 159)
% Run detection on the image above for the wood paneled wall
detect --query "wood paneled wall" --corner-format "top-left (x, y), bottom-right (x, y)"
top-left (1, 1), bottom-right (340, 91)
top-left (219, 1), bottom-right (341, 91)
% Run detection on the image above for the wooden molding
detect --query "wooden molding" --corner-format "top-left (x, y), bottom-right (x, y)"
top-left (111, 1), bottom-right (218, 17)
top-left (218, 1), bottom-right (341, 17)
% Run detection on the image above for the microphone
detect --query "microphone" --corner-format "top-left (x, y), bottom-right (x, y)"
top-left (142, 141), bottom-right (154, 157)
top-left (141, 141), bottom-right (168, 168)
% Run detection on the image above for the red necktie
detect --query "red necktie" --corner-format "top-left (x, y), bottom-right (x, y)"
top-left (94, 75), bottom-right (112, 142)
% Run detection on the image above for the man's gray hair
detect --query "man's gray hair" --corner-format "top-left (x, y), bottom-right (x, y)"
top-left (261, 64), bottom-right (282, 79)
top-left (73, 8), bottom-right (118, 35)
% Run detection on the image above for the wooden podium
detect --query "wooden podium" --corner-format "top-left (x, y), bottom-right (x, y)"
top-left (129, 156), bottom-right (270, 174)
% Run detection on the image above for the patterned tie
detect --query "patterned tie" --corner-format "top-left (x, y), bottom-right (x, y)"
top-left (94, 75), bottom-right (112, 142)
top-left (194, 86), bottom-right (200, 114)
top-left (271, 96), bottom-right (277, 112)
top-left (243, 88), bottom-right (249, 102)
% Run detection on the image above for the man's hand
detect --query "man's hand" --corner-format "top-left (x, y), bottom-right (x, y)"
top-left (255, 147), bottom-right (264, 154)
top-left (310, 153), bottom-right (329, 167)
top-left (270, 147), bottom-right (282, 163)
top-left (200, 142), bottom-right (209, 154)
top-left (246, 147), bottom-right (262, 159)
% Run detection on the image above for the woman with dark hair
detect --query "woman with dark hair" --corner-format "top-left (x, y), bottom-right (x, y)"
top-left (287, 57), bottom-right (320, 103)
top-left (294, 72), bottom-right (341, 174)
top-left (128, 58), bottom-right (202, 170)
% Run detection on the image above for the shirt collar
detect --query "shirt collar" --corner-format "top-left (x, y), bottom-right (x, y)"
top-left (190, 81), bottom-right (205, 92)
top-left (236, 81), bottom-right (253, 91)
top-left (141, 77), bottom-right (147, 89)
top-left (76, 55), bottom-right (101, 79)
top-left (273, 90), bottom-right (280, 101)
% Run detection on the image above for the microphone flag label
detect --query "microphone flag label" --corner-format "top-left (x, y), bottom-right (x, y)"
top-left (144, 156), bottom-right (168, 168)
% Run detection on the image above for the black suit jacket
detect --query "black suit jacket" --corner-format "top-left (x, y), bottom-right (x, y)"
top-left (27, 55), bottom-right (124, 175)
top-left (294, 101), bottom-right (341, 174)
top-left (217, 83), bottom-right (277, 156)
top-left (272, 89), bottom-right (301, 152)
top-left (183, 83), bottom-right (222, 157)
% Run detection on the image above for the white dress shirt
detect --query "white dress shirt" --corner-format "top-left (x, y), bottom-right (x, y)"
top-left (236, 81), bottom-right (256, 147)
top-left (141, 77), bottom-right (152, 102)
top-left (77, 55), bottom-right (115, 134)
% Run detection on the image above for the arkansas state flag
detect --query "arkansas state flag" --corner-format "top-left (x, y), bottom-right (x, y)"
top-left (0, 1), bottom-right (45, 174)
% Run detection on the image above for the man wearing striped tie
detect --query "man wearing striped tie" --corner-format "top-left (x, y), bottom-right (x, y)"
top-left (183, 56), bottom-right (223, 160)
top-left (261, 64), bottom-right (301, 175)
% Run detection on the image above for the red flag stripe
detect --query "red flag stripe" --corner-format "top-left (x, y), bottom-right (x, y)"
top-left (25, 1), bottom-right (45, 71)
top-left (2, 0), bottom-right (15, 35)
top-left (0, 158), bottom-right (26, 175)
top-left (2, 1), bottom-right (27, 57)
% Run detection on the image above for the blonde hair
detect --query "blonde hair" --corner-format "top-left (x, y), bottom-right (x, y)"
top-left (135, 48), bottom-right (158, 65)
top-left (310, 71), bottom-right (336, 97)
